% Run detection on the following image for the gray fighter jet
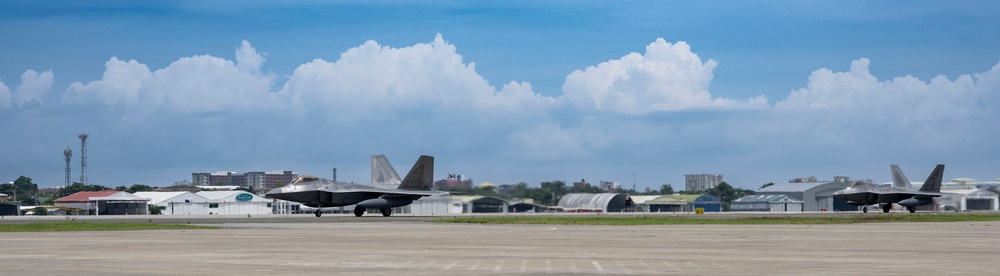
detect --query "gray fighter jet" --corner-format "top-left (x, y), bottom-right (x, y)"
top-left (265, 155), bottom-right (447, 217)
top-left (832, 164), bottom-right (945, 213)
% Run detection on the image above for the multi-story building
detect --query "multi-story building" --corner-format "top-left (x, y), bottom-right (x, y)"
top-left (192, 170), bottom-right (297, 189)
top-left (685, 174), bottom-right (723, 192)
top-left (599, 181), bottom-right (620, 192)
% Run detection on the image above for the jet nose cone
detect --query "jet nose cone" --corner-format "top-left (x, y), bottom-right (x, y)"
top-left (264, 187), bottom-right (286, 199)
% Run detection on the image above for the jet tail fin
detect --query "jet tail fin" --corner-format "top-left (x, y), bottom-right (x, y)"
top-left (918, 164), bottom-right (945, 192)
top-left (890, 164), bottom-right (912, 188)
top-left (398, 155), bottom-right (434, 191)
top-left (371, 154), bottom-right (402, 189)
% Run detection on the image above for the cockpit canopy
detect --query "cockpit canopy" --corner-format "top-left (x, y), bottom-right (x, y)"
top-left (847, 180), bottom-right (868, 188)
top-left (291, 175), bottom-right (320, 185)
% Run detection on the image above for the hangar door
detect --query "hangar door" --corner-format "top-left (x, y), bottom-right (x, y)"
top-left (966, 199), bottom-right (994, 210)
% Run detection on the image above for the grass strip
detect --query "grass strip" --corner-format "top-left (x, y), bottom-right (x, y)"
top-left (0, 222), bottom-right (218, 232)
top-left (435, 213), bottom-right (1000, 225)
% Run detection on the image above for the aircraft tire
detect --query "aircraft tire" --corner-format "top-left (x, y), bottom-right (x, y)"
top-left (314, 210), bottom-right (322, 218)
top-left (380, 208), bottom-right (392, 217)
top-left (882, 204), bottom-right (891, 213)
top-left (907, 206), bottom-right (916, 213)
top-left (354, 207), bottom-right (365, 217)
top-left (862, 206), bottom-right (868, 213)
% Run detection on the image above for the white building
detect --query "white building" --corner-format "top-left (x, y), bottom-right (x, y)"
top-left (731, 194), bottom-right (804, 212)
top-left (134, 191), bottom-right (211, 215)
top-left (685, 174), bottom-right (723, 192)
top-left (938, 185), bottom-right (999, 211)
top-left (397, 196), bottom-right (507, 215)
top-left (197, 191), bottom-right (273, 215)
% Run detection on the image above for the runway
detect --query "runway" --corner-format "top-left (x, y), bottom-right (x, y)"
top-left (2, 214), bottom-right (999, 275)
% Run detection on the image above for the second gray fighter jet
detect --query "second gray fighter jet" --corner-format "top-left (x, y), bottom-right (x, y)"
top-left (265, 155), bottom-right (446, 217)
top-left (832, 164), bottom-right (945, 213)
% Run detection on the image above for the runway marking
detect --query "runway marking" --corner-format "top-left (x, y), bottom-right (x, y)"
top-left (615, 260), bottom-right (633, 274)
top-left (395, 260), bottom-right (412, 270)
top-left (419, 260), bottom-right (436, 270)
top-left (661, 261), bottom-right (677, 270)
top-left (494, 260), bottom-right (505, 272)
top-left (444, 261), bottom-right (458, 270)
top-left (591, 260), bottom-right (605, 272)
top-left (637, 260), bottom-right (656, 274)
top-left (468, 259), bottom-right (481, 271)
top-left (520, 260), bottom-right (528, 273)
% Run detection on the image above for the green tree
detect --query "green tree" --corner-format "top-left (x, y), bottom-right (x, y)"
top-left (760, 182), bottom-right (775, 189)
top-left (148, 205), bottom-right (162, 215)
top-left (466, 185), bottom-right (503, 198)
top-left (56, 183), bottom-right (112, 198)
top-left (0, 176), bottom-right (39, 205)
top-left (704, 182), bottom-right (755, 211)
top-left (32, 206), bottom-right (48, 216)
top-left (126, 184), bottom-right (155, 193)
top-left (569, 183), bottom-right (604, 194)
top-left (659, 184), bottom-right (675, 195)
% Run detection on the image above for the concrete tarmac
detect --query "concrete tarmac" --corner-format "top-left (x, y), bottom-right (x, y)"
top-left (2, 216), bottom-right (999, 275)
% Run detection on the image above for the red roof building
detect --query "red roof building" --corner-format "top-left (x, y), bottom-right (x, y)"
top-left (54, 191), bottom-right (119, 203)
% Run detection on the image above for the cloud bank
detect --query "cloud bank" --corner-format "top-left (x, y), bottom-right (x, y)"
top-left (561, 38), bottom-right (769, 114)
top-left (1, 69), bottom-right (53, 109)
top-left (4, 35), bottom-right (999, 187)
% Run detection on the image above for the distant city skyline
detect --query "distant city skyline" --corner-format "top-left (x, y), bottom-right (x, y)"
top-left (2, 2), bottom-right (999, 190)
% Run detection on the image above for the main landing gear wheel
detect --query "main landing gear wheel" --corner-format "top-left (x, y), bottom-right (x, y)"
top-left (314, 209), bottom-right (322, 217)
top-left (354, 207), bottom-right (365, 217)
top-left (882, 203), bottom-right (892, 213)
top-left (862, 206), bottom-right (868, 213)
top-left (907, 206), bottom-right (916, 213)
top-left (380, 208), bottom-right (392, 217)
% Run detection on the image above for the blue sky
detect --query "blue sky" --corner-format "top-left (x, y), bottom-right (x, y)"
top-left (2, 1), bottom-right (999, 190)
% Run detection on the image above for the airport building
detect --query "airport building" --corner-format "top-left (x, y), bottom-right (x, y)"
top-left (629, 195), bottom-right (694, 212)
top-left (731, 194), bottom-right (804, 212)
top-left (685, 174), bottom-right (722, 192)
top-left (938, 185), bottom-right (999, 211)
top-left (756, 181), bottom-right (852, 211)
top-left (558, 193), bottom-right (631, 212)
top-left (197, 191), bottom-right (273, 215)
top-left (134, 191), bottom-right (211, 215)
top-left (192, 170), bottom-right (297, 189)
top-left (54, 191), bottom-right (151, 215)
top-left (397, 195), bottom-right (508, 214)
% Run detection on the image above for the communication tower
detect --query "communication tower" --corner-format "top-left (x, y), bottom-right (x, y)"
top-left (79, 133), bottom-right (89, 184)
top-left (332, 167), bottom-right (337, 182)
top-left (63, 147), bottom-right (72, 186)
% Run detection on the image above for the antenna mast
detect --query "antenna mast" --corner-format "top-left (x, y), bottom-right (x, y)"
top-left (63, 147), bottom-right (72, 186)
top-left (79, 133), bottom-right (89, 184)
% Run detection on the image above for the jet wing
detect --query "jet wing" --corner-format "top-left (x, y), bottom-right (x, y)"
top-left (318, 187), bottom-right (448, 197)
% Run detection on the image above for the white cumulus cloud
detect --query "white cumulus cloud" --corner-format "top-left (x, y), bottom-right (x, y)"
top-left (64, 57), bottom-right (152, 106)
top-left (774, 58), bottom-right (997, 125)
top-left (62, 41), bottom-right (277, 115)
top-left (3, 69), bottom-right (54, 108)
top-left (560, 38), bottom-right (768, 114)
top-left (280, 34), bottom-right (553, 120)
top-left (0, 79), bottom-right (10, 108)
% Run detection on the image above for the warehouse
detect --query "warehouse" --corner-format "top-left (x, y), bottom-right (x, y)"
top-left (558, 193), bottom-right (630, 212)
top-left (691, 194), bottom-right (722, 212)
top-left (629, 195), bottom-right (695, 212)
top-left (54, 191), bottom-right (150, 215)
top-left (756, 181), bottom-right (852, 211)
top-left (134, 191), bottom-right (212, 215)
top-left (197, 191), bottom-right (272, 215)
top-left (938, 185), bottom-right (999, 211)
top-left (398, 195), bottom-right (508, 214)
top-left (731, 194), bottom-right (804, 212)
